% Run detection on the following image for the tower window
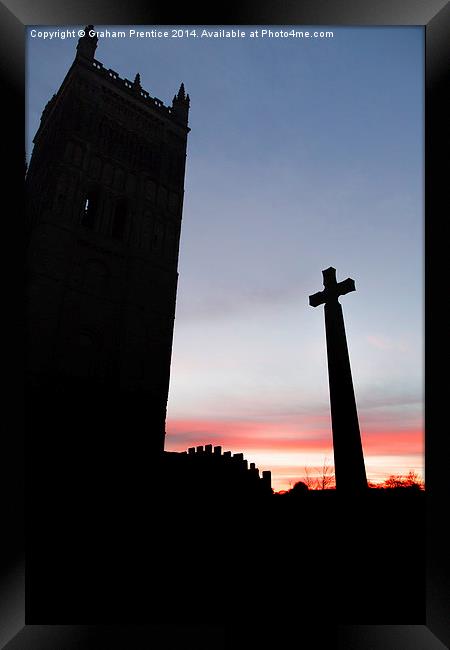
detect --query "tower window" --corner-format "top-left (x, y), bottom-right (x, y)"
top-left (112, 198), bottom-right (127, 240)
top-left (81, 188), bottom-right (99, 229)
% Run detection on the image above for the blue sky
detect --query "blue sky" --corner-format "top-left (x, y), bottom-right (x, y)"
top-left (26, 26), bottom-right (424, 489)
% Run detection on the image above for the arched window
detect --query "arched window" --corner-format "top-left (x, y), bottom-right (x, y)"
top-left (81, 187), bottom-right (100, 229)
top-left (112, 198), bottom-right (127, 240)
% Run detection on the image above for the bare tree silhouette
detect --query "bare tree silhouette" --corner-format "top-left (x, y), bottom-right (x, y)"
top-left (302, 457), bottom-right (336, 490)
top-left (303, 466), bottom-right (317, 490)
top-left (317, 458), bottom-right (335, 490)
top-left (382, 470), bottom-right (424, 490)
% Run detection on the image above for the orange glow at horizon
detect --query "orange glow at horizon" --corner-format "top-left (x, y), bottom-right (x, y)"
top-left (165, 417), bottom-right (424, 492)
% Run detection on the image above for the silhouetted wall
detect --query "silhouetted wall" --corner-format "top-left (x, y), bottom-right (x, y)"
top-left (161, 446), bottom-right (272, 500)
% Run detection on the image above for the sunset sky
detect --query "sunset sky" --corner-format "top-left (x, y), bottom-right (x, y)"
top-left (26, 26), bottom-right (424, 491)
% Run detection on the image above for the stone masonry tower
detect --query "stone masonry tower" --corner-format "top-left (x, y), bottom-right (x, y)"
top-left (25, 27), bottom-right (190, 466)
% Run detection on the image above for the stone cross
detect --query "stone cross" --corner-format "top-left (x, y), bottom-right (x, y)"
top-left (310, 267), bottom-right (368, 492)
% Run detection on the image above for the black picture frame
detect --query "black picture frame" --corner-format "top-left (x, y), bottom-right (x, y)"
top-left (3, 1), bottom-right (449, 648)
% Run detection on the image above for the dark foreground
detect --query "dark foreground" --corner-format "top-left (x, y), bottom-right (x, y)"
top-left (28, 479), bottom-right (425, 627)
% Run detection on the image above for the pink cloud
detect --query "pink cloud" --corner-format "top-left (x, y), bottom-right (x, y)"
top-left (165, 418), bottom-right (423, 456)
top-left (361, 429), bottom-right (423, 455)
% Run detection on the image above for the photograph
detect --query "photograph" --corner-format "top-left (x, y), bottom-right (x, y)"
top-left (25, 18), bottom-right (425, 627)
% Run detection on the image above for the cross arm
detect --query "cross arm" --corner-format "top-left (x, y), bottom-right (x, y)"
top-left (309, 290), bottom-right (326, 307)
top-left (309, 277), bottom-right (356, 307)
top-left (337, 278), bottom-right (356, 296)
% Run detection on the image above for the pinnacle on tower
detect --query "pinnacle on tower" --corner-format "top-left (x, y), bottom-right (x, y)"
top-left (171, 82), bottom-right (190, 126)
top-left (174, 82), bottom-right (190, 106)
top-left (76, 25), bottom-right (98, 60)
top-left (177, 82), bottom-right (186, 100)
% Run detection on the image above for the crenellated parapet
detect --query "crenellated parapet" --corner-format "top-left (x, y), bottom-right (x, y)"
top-left (86, 57), bottom-right (186, 123)
top-left (72, 22), bottom-right (190, 129)
top-left (169, 445), bottom-right (273, 495)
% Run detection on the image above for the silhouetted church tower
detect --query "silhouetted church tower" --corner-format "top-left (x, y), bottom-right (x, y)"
top-left (25, 27), bottom-right (190, 461)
